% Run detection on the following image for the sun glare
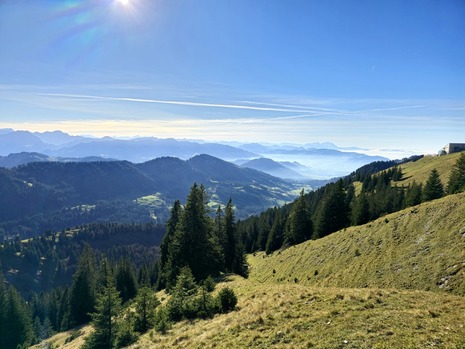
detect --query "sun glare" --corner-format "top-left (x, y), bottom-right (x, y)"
top-left (116, 0), bottom-right (130, 5)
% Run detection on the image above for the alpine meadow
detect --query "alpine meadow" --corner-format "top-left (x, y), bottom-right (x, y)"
top-left (1, 1), bottom-right (464, 348)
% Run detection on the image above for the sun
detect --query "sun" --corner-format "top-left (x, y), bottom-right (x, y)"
top-left (116, 0), bottom-right (130, 5)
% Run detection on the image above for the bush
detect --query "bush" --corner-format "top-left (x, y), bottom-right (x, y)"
top-left (216, 287), bottom-right (237, 313)
top-left (202, 276), bottom-right (216, 292)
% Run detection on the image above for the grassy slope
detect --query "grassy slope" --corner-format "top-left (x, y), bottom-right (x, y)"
top-left (40, 278), bottom-right (465, 349)
top-left (396, 152), bottom-right (462, 187)
top-left (40, 194), bottom-right (465, 349)
top-left (249, 192), bottom-right (465, 295)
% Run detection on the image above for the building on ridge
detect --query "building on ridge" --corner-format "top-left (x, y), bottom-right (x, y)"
top-left (441, 143), bottom-right (465, 155)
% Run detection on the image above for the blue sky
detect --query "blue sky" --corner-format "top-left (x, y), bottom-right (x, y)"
top-left (0, 0), bottom-right (464, 157)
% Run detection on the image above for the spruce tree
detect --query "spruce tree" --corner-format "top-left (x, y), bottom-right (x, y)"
top-left (157, 200), bottom-right (182, 290)
top-left (134, 286), bottom-right (159, 333)
top-left (285, 189), bottom-right (312, 245)
top-left (224, 199), bottom-right (237, 271)
top-left (447, 152), bottom-right (465, 194)
top-left (405, 181), bottom-right (423, 207)
top-left (83, 270), bottom-right (122, 349)
top-left (314, 180), bottom-right (349, 238)
top-left (214, 205), bottom-right (227, 269)
top-left (2, 286), bottom-right (33, 349)
top-left (166, 267), bottom-right (198, 321)
top-left (69, 245), bottom-right (97, 327)
top-left (165, 184), bottom-right (223, 287)
top-left (266, 210), bottom-right (284, 254)
top-left (115, 258), bottom-right (137, 303)
top-left (352, 192), bottom-right (370, 225)
top-left (422, 169), bottom-right (444, 202)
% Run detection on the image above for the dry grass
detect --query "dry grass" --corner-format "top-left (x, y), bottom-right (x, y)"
top-left (30, 325), bottom-right (92, 349)
top-left (127, 280), bottom-right (465, 349)
top-left (250, 192), bottom-right (465, 295)
top-left (35, 281), bottom-right (465, 349)
top-left (396, 152), bottom-right (462, 187)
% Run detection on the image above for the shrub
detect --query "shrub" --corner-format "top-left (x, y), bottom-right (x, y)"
top-left (216, 287), bottom-right (237, 313)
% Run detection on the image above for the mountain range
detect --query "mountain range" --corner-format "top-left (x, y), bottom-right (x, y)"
top-left (0, 129), bottom-right (388, 179)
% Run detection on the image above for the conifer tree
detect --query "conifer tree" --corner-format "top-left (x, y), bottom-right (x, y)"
top-left (285, 189), bottom-right (312, 244)
top-left (97, 256), bottom-right (112, 293)
top-left (164, 184), bottom-right (223, 287)
top-left (115, 258), bottom-right (137, 303)
top-left (352, 192), bottom-right (370, 225)
top-left (224, 199), bottom-right (237, 271)
top-left (167, 267), bottom-right (198, 321)
top-left (422, 168), bottom-right (444, 202)
top-left (314, 180), bottom-right (349, 238)
top-left (69, 244), bottom-right (97, 326)
top-left (447, 152), bottom-right (465, 194)
top-left (266, 210), bottom-right (284, 254)
top-left (214, 205), bottom-right (227, 268)
top-left (2, 286), bottom-right (33, 349)
top-left (83, 270), bottom-right (122, 349)
top-left (134, 286), bottom-right (159, 333)
top-left (405, 181), bottom-right (423, 207)
top-left (157, 200), bottom-right (182, 290)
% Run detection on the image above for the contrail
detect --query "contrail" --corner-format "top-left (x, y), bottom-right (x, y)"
top-left (38, 93), bottom-right (309, 113)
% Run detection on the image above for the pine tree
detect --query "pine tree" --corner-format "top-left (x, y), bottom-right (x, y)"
top-left (115, 258), bottom-right (137, 303)
top-left (157, 200), bottom-right (182, 290)
top-left (266, 210), bottom-right (284, 254)
top-left (214, 205), bottom-right (227, 268)
top-left (405, 181), bottom-right (423, 207)
top-left (352, 192), bottom-right (370, 225)
top-left (422, 169), bottom-right (444, 202)
top-left (314, 180), bottom-right (349, 238)
top-left (224, 199), bottom-right (237, 272)
top-left (285, 189), bottom-right (313, 245)
top-left (83, 270), bottom-right (122, 349)
top-left (134, 286), bottom-right (159, 333)
top-left (69, 245), bottom-right (97, 326)
top-left (97, 256), bottom-right (112, 293)
top-left (164, 184), bottom-right (223, 287)
top-left (447, 153), bottom-right (465, 194)
top-left (166, 267), bottom-right (198, 321)
top-left (2, 286), bottom-right (33, 349)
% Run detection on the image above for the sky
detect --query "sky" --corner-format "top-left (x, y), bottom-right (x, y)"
top-left (0, 0), bottom-right (464, 158)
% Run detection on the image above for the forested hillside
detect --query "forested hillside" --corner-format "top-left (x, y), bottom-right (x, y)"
top-left (0, 222), bottom-right (164, 296)
top-left (0, 154), bottom-right (300, 239)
